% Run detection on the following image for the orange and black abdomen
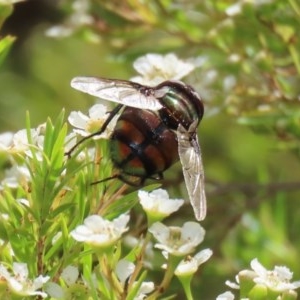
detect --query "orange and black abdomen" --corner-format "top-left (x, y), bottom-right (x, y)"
top-left (110, 107), bottom-right (178, 183)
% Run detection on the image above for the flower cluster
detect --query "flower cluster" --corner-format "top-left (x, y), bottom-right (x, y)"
top-left (0, 127), bottom-right (44, 190)
top-left (0, 52), bottom-right (227, 299)
top-left (3, 50), bottom-right (298, 300)
top-left (45, 0), bottom-right (94, 38)
top-left (115, 259), bottom-right (155, 299)
top-left (130, 53), bottom-right (196, 85)
top-left (70, 214), bottom-right (130, 248)
top-left (219, 258), bottom-right (300, 299)
top-left (68, 203), bottom-right (211, 299)
top-left (0, 263), bottom-right (49, 298)
top-left (225, 0), bottom-right (274, 17)
top-left (149, 221), bottom-right (205, 256)
top-left (138, 188), bottom-right (184, 223)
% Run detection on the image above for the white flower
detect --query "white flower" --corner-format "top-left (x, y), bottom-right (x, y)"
top-left (45, 282), bottom-right (64, 299)
top-left (149, 221), bottom-right (205, 256)
top-left (61, 266), bottom-right (79, 286)
top-left (225, 2), bottom-right (242, 16)
top-left (130, 53), bottom-right (196, 85)
top-left (175, 249), bottom-right (213, 276)
top-left (68, 104), bottom-right (116, 139)
top-left (116, 260), bottom-right (135, 285)
top-left (216, 291), bottom-right (235, 300)
top-left (226, 258), bottom-right (300, 296)
top-left (0, 132), bottom-right (13, 151)
top-left (70, 214), bottom-right (130, 247)
top-left (0, 126), bottom-right (46, 159)
top-left (45, 266), bottom-right (79, 298)
top-left (115, 259), bottom-right (155, 299)
top-left (225, 0), bottom-right (273, 16)
top-left (45, 0), bottom-right (93, 38)
top-left (0, 262), bottom-right (49, 298)
top-left (0, 165), bottom-right (31, 189)
top-left (64, 132), bottom-right (96, 162)
top-left (134, 281), bottom-right (155, 300)
top-left (138, 189), bottom-right (184, 218)
top-left (13, 128), bottom-right (44, 153)
top-left (251, 258), bottom-right (300, 292)
top-left (63, 132), bottom-right (78, 153)
top-left (6, 129), bottom-right (36, 153)
top-left (225, 276), bottom-right (241, 290)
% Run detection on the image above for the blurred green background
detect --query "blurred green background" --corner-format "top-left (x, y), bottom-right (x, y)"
top-left (1, 0), bottom-right (300, 298)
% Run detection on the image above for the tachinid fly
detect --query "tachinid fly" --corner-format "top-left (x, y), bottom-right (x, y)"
top-left (68, 77), bottom-right (207, 221)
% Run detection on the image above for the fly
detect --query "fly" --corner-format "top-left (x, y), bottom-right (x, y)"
top-left (67, 77), bottom-right (207, 221)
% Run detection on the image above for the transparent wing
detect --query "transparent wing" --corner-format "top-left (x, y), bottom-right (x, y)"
top-left (71, 77), bottom-right (163, 110)
top-left (177, 122), bottom-right (206, 221)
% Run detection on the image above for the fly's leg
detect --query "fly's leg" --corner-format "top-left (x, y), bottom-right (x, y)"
top-left (91, 172), bottom-right (163, 187)
top-left (91, 174), bottom-right (143, 187)
top-left (65, 104), bottom-right (124, 157)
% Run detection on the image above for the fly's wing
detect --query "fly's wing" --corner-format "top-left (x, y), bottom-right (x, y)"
top-left (177, 122), bottom-right (206, 221)
top-left (71, 77), bottom-right (163, 110)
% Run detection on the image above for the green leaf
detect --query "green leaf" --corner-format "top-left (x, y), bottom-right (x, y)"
top-left (0, 35), bottom-right (15, 67)
top-left (0, 3), bottom-right (13, 28)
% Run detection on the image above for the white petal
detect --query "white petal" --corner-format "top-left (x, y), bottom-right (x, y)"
top-left (112, 214), bottom-right (130, 231)
top-left (149, 222), bottom-right (170, 243)
top-left (83, 215), bottom-right (106, 231)
top-left (225, 280), bottom-right (240, 289)
top-left (274, 266), bottom-right (293, 281)
top-left (88, 104), bottom-right (107, 119)
top-left (71, 214), bottom-right (129, 246)
top-left (250, 258), bottom-right (267, 277)
top-left (0, 132), bottom-right (13, 150)
top-left (45, 282), bottom-right (65, 298)
top-left (291, 280), bottom-right (300, 289)
top-left (138, 281), bottom-right (155, 294)
top-left (138, 189), bottom-right (184, 215)
top-left (7, 277), bottom-right (23, 292)
top-left (225, 3), bottom-right (242, 16)
top-left (13, 263), bottom-right (28, 280)
top-left (61, 266), bottom-right (79, 285)
top-left (195, 249), bottom-right (213, 265)
top-left (115, 259), bottom-right (135, 284)
top-left (70, 225), bottom-right (93, 241)
top-left (32, 275), bottom-right (50, 289)
top-left (68, 111), bottom-right (89, 129)
top-left (216, 291), bottom-right (235, 300)
top-left (133, 54), bottom-right (160, 76)
top-left (0, 264), bottom-right (11, 279)
top-left (181, 222), bottom-right (205, 246)
top-left (175, 257), bottom-right (198, 275)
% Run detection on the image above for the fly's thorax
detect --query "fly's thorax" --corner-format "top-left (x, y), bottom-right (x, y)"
top-left (155, 80), bottom-right (204, 131)
top-left (110, 107), bottom-right (178, 180)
